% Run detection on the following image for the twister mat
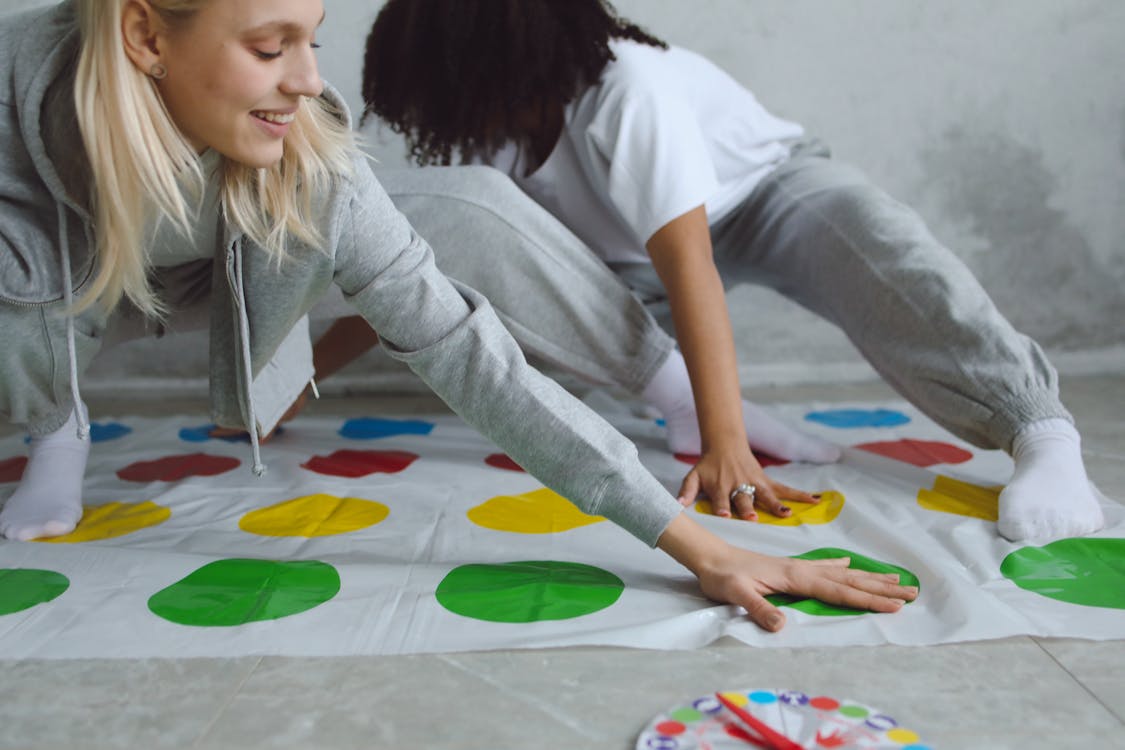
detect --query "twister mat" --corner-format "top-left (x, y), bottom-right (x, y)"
top-left (1, 397), bottom-right (1122, 658)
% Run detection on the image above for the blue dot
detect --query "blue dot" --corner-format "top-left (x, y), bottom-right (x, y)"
top-left (748, 691), bottom-right (777, 704)
top-left (90, 422), bottom-right (132, 443)
top-left (804, 409), bottom-right (911, 429)
top-left (179, 425), bottom-right (211, 443)
top-left (903, 745), bottom-right (933, 750)
top-left (178, 424), bottom-right (283, 443)
top-left (181, 424), bottom-right (232, 443)
top-left (339, 417), bottom-right (435, 440)
top-left (26, 421), bottom-right (135, 443)
top-left (655, 418), bottom-right (666, 427)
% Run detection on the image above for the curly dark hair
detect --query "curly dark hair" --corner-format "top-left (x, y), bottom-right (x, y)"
top-left (362, 0), bottom-right (667, 166)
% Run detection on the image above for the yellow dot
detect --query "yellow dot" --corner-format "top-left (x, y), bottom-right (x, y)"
top-left (36, 501), bottom-right (171, 543)
top-left (886, 728), bottom-right (920, 744)
top-left (239, 494), bottom-right (389, 537)
top-left (467, 488), bottom-right (605, 534)
top-left (695, 490), bottom-right (845, 526)
top-left (717, 691), bottom-right (749, 707)
top-left (916, 475), bottom-right (1000, 521)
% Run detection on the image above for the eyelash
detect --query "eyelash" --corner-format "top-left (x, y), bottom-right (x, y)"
top-left (254, 43), bottom-right (321, 61)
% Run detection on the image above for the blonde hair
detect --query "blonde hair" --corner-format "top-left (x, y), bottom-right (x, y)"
top-left (73, 0), bottom-right (355, 317)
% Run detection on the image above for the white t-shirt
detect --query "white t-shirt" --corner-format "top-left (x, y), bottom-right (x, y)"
top-left (490, 40), bottom-right (804, 265)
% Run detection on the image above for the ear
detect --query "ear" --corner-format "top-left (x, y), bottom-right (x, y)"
top-left (120, 0), bottom-right (168, 76)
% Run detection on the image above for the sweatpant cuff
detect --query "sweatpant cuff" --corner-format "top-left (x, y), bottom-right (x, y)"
top-left (629, 337), bottom-right (679, 396)
top-left (984, 393), bottom-right (1073, 454)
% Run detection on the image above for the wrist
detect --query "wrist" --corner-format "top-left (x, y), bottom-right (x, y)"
top-left (656, 514), bottom-right (733, 577)
top-left (701, 430), bottom-right (750, 454)
top-left (697, 415), bottom-right (748, 452)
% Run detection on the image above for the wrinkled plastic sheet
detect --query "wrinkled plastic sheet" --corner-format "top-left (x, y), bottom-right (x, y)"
top-left (0, 397), bottom-right (1121, 659)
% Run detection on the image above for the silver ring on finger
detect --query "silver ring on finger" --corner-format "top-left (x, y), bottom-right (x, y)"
top-left (729, 483), bottom-right (757, 503)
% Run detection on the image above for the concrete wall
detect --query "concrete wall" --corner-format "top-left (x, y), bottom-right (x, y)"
top-left (6, 1), bottom-right (1124, 392)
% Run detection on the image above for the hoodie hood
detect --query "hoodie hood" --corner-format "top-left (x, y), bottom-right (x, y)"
top-left (0, 1), bottom-right (93, 305)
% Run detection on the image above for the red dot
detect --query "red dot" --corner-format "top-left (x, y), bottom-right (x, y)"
top-left (810, 696), bottom-right (840, 711)
top-left (0, 456), bottom-right (27, 483)
top-left (301, 449), bottom-right (419, 478)
top-left (655, 721), bottom-right (686, 736)
top-left (117, 453), bottom-right (241, 482)
top-left (485, 453), bottom-right (525, 472)
top-left (857, 439), bottom-right (972, 467)
top-left (676, 451), bottom-right (788, 468)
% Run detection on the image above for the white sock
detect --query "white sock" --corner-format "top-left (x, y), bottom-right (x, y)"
top-left (641, 352), bottom-right (841, 463)
top-left (998, 418), bottom-right (1105, 542)
top-left (0, 407), bottom-right (90, 542)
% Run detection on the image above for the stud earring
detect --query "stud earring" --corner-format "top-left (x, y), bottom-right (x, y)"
top-left (149, 63), bottom-right (167, 80)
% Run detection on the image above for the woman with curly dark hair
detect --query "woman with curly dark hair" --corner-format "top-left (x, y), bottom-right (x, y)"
top-left (360, 0), bottom-right (1105, 542)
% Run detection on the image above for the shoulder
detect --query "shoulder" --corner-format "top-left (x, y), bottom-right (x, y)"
top-left (0, 2), bottom-right (69, 49)
top-left (596, 40), bottom-right (674, 99)
top-left (0, 2), bottom-right (78, 107)
top-left (574, 42), bottom-right (697, 136)
top-left (599, 40), bottom-right (732, 96)
top-left (324, 149), bottom-right (413, 255)
top-left (587, 40), bottom-right (723, 114)
top-left (295, 83), bottom-right (370, 209)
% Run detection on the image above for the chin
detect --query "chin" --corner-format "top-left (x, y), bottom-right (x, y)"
top-left (231, 148), bottom-right (285, 170)
top-left (247, 155), bottom-right (284, 170)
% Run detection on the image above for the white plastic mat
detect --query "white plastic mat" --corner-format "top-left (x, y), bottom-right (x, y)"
top-left (1, 399), bottom-right (1122, 659)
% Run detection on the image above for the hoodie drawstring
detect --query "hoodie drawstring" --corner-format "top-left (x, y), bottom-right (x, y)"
top-left (232, 245), bottom-right (266, 477)
top-left (56, 203), bottom-right (90, 441)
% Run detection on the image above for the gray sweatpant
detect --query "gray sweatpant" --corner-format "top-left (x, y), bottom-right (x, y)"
top-left (617, 142), bottom-right (1070, 452)
top-left (322, 165), bottom-right (677, 394)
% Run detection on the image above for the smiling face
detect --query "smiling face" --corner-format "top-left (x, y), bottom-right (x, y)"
top-left (150, 0), bottom-right (325, 168)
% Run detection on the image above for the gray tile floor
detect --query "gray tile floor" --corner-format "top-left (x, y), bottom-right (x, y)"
top-left (2, 375), bottom-right (1123, 750)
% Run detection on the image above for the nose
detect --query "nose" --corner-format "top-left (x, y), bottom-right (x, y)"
top-left (281, 45), bottom-right (324, 99)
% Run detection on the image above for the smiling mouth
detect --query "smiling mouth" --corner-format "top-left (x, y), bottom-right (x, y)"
top-left (252, 110), bottom-right (296, 124)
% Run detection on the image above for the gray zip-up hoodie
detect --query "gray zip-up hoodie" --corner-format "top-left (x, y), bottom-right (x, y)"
top-left (0, 1), bottom-right (682, 545)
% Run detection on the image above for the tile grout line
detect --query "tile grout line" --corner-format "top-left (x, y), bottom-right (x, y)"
top-left (191, 655), bottom-right (265, 749)
top-left (1032, 639), bottom-right (1125, 726)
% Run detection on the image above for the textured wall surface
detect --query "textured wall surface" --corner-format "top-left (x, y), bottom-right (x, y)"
top-left (4, 0), bottom-right (1123, 389)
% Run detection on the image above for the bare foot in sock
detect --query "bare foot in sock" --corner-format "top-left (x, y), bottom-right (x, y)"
top-left (997, 418), bottom-right (1105, 542)
top-left (0, 409), bottom-right (89, 541)
top-left (664, 399), bottom-right (841, 463)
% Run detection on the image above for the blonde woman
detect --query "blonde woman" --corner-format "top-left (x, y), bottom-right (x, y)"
top-left (0, 0), bottom-right (916, 631)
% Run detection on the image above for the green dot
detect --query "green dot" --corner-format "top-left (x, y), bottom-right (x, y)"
top-left (1001, 538), bottom-right (1125, 609)
top-left (839, 705), bottom-right (869, 718)
top-left (765, 547), bottom-right (920, 617)
top-left (670, 708), bottom-right (704, 723)
top-left (0, 569), bottom-right (69, 616)
top-left (148, 558), bottom-right (340, 627)
top-left (435, 560), bottom-right (624, 623)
